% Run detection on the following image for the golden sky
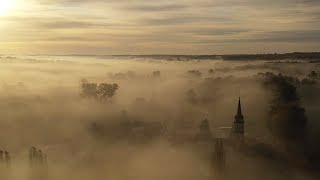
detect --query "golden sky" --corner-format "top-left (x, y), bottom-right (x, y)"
top-left (0, 0), bottom-right (319, 55)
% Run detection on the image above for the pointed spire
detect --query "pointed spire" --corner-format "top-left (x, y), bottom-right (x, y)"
top-left (237, 97), bottom-right (242, 116)
top-left (235, 97), bottom-right (244, 122)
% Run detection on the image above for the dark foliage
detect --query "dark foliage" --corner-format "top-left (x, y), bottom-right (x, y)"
top-left (81, 79), bottom-right (119, 102)
top-left (187, 70), bottom-right (202, 77)
top-left (152, 70), bottom-right (161, 77)
top-left (307, 71), bottom-right (320, 80)
top-left (223, 52), bottom-right (320, 61)
top-left (97, 83), bottom-right (119, 102)
top-left (194, 119), bottom-right (213, 142)
top-left (81, 82), bottom-right (98, 99)
top-left (258, 72), bottom-right (307, 142)
top-left (89, 114), bottom-right (165, 144)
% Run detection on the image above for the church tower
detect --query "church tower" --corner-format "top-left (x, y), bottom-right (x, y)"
top-left (231, 97), bottom-right (244, 141)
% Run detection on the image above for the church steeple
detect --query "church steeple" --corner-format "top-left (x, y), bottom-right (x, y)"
top-left (231, 97), bottom-right (244, 140)
top-left (235, 97), bottom-right (244, 123)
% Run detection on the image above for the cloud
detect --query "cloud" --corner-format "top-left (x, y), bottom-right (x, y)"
top-left (191, 30), bottom-right (320, 45)
top-left (0, 0), bottom-right (320, 54)
top-left (252, 30), bottom-right (320, 43)
top-left (36, 20), bottom-right (110, 29)
top-left (123, 4), bottom-right (188, 12)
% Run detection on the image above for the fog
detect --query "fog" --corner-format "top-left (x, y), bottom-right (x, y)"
top-left (0, 55), bottom-right (319, 179)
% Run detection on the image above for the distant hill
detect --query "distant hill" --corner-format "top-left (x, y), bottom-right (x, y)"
top-left (221, 52), bottom-right (320, 61)
top-left (112, 52), bottom-right (320, 61)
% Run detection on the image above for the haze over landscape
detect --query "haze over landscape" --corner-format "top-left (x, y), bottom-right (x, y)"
top-left (1, 0), bottom-right (320, 180)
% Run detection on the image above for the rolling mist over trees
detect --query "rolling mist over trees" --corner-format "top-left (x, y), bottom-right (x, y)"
top-left (0, 55), bottom-right (320, 179)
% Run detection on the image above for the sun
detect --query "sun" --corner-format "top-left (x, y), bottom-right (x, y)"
top-left (0, 0), bottom-right (15, 15)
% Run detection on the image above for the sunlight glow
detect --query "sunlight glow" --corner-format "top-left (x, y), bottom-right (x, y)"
top-left (0, 0), bottom-right (15, 15)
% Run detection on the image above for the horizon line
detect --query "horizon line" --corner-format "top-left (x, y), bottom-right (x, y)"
top-left (1, 52), bottom-right (320, 57)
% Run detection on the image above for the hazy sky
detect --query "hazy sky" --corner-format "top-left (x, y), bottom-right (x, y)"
top-left (0, 0), bottom-right (319, 55)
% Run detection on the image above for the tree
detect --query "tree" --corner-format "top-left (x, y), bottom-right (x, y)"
top-left (97, 83), bottom-right (119, 102)
top-left (81, 82), bottom-right (98, 99)
top-left (194, 119), bottom-right (213, 142)
top-left (187, 70), bottom-right (202, 77)
top-left (258, 72), bottom-right (307, 144)
top-left (152, 70), bottom-right (161, 77)
top-left (307, 70), bottom-right (319, 80)
top-left (80, 80), bottom-right (119, 102)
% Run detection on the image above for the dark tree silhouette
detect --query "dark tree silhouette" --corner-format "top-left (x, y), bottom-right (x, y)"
top-left (259, 73), bottom-right (307, 144)
top-left (81, 80), bottom-right (119, 102)
top-left (211, 139), bottom-right (226, 171)
top-left (97, 83), bottom-right (119, 102)
top-left (307, 71), bottom-right (320, 80)
top-left (194, 118), bottom-right (213, 142)
top-left (81, 82), bottom-right (98, 99)
top-left (152, 70), bottom-right (161, 77)
top-left (187, 70), bottom-right (202, 77)
top-left (29, 146), bottom-right (48, 167)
